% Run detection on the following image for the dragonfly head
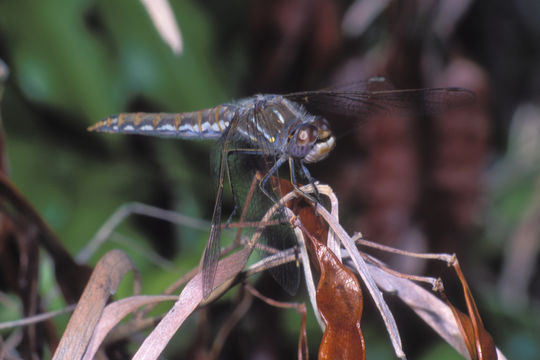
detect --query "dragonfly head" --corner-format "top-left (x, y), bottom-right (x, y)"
top-left (288, 116), bottom-right (335, 163)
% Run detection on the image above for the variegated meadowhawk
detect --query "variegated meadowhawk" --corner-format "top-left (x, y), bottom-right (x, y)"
top-left (89, 77), bottom-right (474, 298)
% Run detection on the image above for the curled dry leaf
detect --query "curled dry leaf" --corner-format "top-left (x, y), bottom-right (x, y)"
top-left (364, 256), bottom-right (506, 359)
top-left (53, 250), bottom-right (138, 360)
top-left (309, 185), bottom-right (405, 358)
top-left (314, 239), bottom-right (365, 360)
top-left (133, 247), bottom-right (252, 359)
top-left (298, 303), bottom-right (309, 360)
top-left (275, 180), bottom-right (402, 358)
top-left (294, 182), bottom-right (505, 359)
top-left (445, 260), bottom-right (498, 360)
top-left (365, 263), bottom-right (469, 356)
top-left (83, 295), bottom-right (178, 359)
top-left (449, 309), bottom-right (497, 360)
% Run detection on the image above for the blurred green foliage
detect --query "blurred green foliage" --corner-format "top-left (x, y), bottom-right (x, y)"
top-left (0, 0), bottom-right (233, 256)
top-left (0, 0), bottom-right (240, 315)
top-left (0, 0), bottom-right (242, 353)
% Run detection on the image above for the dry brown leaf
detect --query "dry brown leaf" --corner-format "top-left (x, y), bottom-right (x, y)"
top-left (298, 303), bottom-right (309, 360)
top-left (315, 240), bottom-right (365, 360)
top-left (83, 295), bottom-right (178, 359)
top-left (132, 247), bottom-right (252, 359)
top-left (53, 250), bottom-right (137, 359)
top-left (365, 262), bottom-right (506, 359)
top-left (447, 261), bottom-right (498, 360)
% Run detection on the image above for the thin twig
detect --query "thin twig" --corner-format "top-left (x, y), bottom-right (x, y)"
top-left (347, 253), bottom-right (441, 290)
top-left (243, 248), bottom-right (297, 277)
top-left (208, 289), bottom-right (253, 360)
top-left (0, 305), bottom-right (76, 330)
top-left (77, 202), bottom-right (209, 263)
top-left (109, 232), bottom-right (175, 270)
top-left (352, 232), bottom-right (456, 264)
top-left (245, 283), bottom-right (303, 312)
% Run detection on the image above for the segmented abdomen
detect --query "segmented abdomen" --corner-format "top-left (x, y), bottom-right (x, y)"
top-left (88, 105), bottom-right (235, 139)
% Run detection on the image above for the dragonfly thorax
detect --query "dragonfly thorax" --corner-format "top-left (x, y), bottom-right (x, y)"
top-left (235, 96), bottom-right (336, 163)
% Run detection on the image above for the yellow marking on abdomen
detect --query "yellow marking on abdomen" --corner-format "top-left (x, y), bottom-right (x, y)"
top-left (214, 105), bottom-right (223, 131)
top-left (197, 111), bottom-right (203, 132)
top-left (133, 113), bottom-right (143, 127)
top-left (175, 114), bottom-right (183, 130)
top-left (153, 113), bottom-right (162, 128)
top-left (117, 114), bottom-right (124, 127)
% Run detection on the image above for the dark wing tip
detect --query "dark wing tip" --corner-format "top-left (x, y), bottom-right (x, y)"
top-left (446, 87), bottom-right (476, 104)
top-left (450, 88), bottom-right (476, 111)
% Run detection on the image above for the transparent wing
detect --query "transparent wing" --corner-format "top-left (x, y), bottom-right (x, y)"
top-left (202, 184), bottom-right (223, 299)
top-left (283, 77), bottom-right (475, 118)
top-left (201, 107), bottom-right (284, 299)
top-left (214, 104), bottom-right (302, 296)
top-left (201, 114), bottom-right (241, 299)
top-left (250, 106), bottom-right (301, 295)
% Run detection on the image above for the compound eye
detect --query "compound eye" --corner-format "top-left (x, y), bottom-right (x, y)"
top-left (313, 117), bottom-right (331, 139)
top-left (296, 124), bottom-right (318, 146)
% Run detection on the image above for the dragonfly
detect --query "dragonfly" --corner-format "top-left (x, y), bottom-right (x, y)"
top-left (88, 77), bottom-right (474, 299)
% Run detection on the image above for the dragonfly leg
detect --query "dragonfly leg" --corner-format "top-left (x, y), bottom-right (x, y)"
top-left (223, 147), bottom-right (266, 217)
top-left (258, 155), bottom-right (288, 203)
top-left (222, 144), bottom-right (287, 206)
top-left (288, 158), bottom-right (321, 206)
top-left (224, 204), bottom-right (238, 227)
top-left (300, 161), bottom-right (321, 204)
